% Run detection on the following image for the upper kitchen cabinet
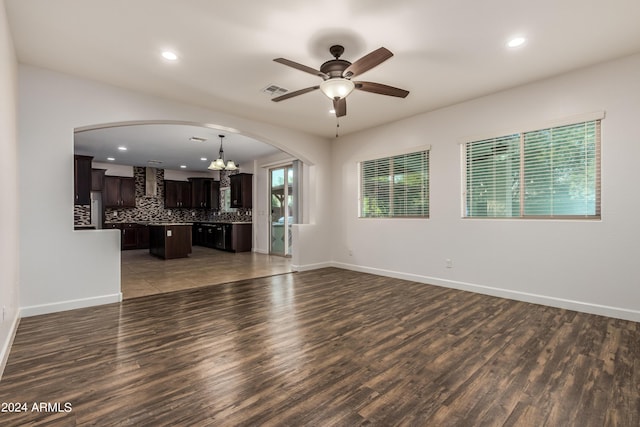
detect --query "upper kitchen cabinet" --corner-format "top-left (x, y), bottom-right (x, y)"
top-left (91, 168), bottom-right (106, 191)
top-left (230, 173), bottom-right (252, 209)
top-left (74, 155), bottom-right (93, 205)
top-left (165, 180), bottom-right (192, 208)
top-left (189, 178), bottom-right (219, 209)
top-left (103, 176), bottom-right (136, 208)
top-left (211, 180), bottom-right (220, 210)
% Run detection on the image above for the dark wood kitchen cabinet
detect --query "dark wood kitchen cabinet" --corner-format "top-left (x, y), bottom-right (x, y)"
top-left (230, 173), bottom-right (252, 209)
top-left (91, 168), bottom-right (106, 191)
top-left (105, 223), bottom-right (149, 250)
top-left (211, 180), bottom-right (220, 210)
top-left (189, 178), bottom-right (220, 209)
top-left (103, 176), bottom-right (136, 208)
top-left (74, 155), bottom-right (93, 205)
top-left (164, 180), bottom-right (192, 208)
top-left (230, 223), bottom-right (252, 252)
top-left (149, 224), bottom-right (192, 259)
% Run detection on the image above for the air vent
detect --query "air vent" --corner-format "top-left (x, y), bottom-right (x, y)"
top-left (147, 160), bottom-right (163, 165)
top-left (189, 136), bottom-right (207, 143)
top-left (262, 84), bottom-right (288, 96)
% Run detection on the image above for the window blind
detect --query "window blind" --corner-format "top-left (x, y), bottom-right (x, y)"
top-left (360, 150), bottom-right (429, 218)
top-left (465, 134), bottom-right (521, 217)
top-left (522, 121), bottom-right (600, 217)
top-left (464, 119), bottom-right (600, 218)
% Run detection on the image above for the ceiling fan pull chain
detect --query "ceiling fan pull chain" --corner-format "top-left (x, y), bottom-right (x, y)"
top-left (336, 117), bottom-right (340, 138)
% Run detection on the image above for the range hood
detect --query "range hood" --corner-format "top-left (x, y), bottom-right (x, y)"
top-left (145, 167), bottom-right (158, 197)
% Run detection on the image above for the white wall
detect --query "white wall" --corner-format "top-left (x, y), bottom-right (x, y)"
top-left (331, 53), bottom-right (640, 321)
top-left (0, 0), bottom-right (20, 375)
top-left (18, 65), bottom-right (331, 316)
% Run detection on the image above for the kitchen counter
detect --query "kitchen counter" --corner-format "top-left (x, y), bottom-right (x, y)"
top-left (74, 225), bottom-right (96, 230)
top-left (148, 223), bottom-right (192, 259)
top-left (196, 221), bottom-right (252, 224)
top-left (147, 222), bottom-right (193, 226)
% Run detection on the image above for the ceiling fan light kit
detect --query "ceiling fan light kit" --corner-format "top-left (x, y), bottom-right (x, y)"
top-left (320, 78), bottom-right (355, 99)
top-left (272, 44), bottom-right (409, 119)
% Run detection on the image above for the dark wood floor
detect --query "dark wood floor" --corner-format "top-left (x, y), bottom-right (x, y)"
top-left (1, 268), bottom-right (638, 426)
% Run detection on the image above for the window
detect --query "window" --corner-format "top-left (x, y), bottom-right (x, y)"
top-left (359, 150), bottom-right (429, 218)
top-left (463, 118), bottom-right (601, 218)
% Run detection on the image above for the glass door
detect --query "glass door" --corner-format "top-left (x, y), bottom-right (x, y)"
top-left (270, 164), bottom-right (297, 256)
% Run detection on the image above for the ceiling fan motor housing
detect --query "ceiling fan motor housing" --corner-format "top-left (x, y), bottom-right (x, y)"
top-left (320, 59), bottom-right (351, 79)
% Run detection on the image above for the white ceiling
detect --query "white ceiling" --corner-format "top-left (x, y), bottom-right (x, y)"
top-left (7, 0), bottom-right (640, 168)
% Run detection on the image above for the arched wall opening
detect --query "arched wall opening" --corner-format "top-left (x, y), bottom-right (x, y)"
top-left (72, 119), bottom-right (311, 299)
top-left (19, 64), bottom-right (332, 316)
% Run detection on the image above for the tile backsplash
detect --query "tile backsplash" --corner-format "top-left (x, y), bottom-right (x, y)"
top-left (74, 205), bottom-right (91, 226)
top-left (103, 167), bottom-right (251, 224)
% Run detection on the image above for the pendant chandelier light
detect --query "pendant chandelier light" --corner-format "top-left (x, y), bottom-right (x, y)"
top-left (208, 134), bottom-right (238, 171)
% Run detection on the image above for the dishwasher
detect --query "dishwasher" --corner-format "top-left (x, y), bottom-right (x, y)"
top-left (214, 224), bottom-right (233, 251)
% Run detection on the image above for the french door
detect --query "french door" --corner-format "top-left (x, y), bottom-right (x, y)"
top-left (269, 163), bottom-right (298, 256)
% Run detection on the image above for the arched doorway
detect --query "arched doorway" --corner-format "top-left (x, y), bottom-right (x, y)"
top-left (73, 120), bottom-right (301, 298)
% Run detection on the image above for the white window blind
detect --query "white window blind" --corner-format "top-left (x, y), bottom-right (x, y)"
top-left (464, 119), bottom-right (601, 219)
top-left (359, 150), bottom-right (429, 218)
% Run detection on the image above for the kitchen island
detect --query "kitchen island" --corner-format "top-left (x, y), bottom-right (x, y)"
top-left (148, 223), bottom-right (192, 259)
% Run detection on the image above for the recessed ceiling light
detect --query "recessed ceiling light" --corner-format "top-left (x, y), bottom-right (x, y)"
top-left (117, 146), bottom-right (127, 151)
top-left (200, 157), bottom-right (207, 161)
top-left (507, 37), bottom-right (526, 48)
top-left (180, 165), bottom-right (187, 169)
top-left (107, 157), bottom-right (115, 161)
top-left (162, 51), bottom-right (178, 61)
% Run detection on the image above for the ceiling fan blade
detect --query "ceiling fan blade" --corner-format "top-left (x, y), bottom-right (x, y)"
top-left (343, 47), bottom-right (393, 78)
top-left (271, 86), bottom-right (320, 102)
top-left (333, 97), bottom-right (346, 117)
top-left (273, 58), bottom-right (328, 78)
top-left (354, 81), bottom-right (410, 98)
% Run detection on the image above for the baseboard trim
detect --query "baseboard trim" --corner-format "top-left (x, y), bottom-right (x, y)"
top-left (21, 293), bottom-right (123, 318)
top-left (331, 262), bottom-right (640, 323)
top-left (0, 311), bottom-right (20, 380)
top-left (290, 261), bottom-right (333, 272)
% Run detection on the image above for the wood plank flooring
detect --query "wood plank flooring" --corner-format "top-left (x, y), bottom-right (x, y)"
top-left (1, 268), bottom-right (638, 426)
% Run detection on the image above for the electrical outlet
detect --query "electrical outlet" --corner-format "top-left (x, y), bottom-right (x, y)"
top-left (2, 306), bottom-right (5, 322)
top-left (446, 259), bottom-right (453, 268)
top-left (348, 249), bottom-right (353, 256)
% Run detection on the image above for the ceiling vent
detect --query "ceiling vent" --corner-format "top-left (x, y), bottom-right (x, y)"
top-left (262, 84), bottom-right (288, 97)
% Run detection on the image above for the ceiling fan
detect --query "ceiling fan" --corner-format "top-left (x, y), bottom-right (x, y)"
top-left (272, 45), bottom-right (409, 117)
